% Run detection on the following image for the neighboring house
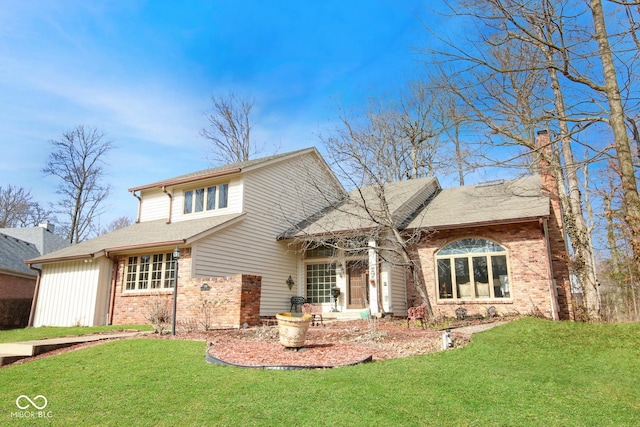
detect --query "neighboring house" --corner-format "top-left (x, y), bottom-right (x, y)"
top-left (27, 133), bottom-right (573, 328)
top-left (0, 223), bottom-right (69, 327)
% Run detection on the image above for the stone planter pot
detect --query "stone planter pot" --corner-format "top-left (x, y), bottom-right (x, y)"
top-left (276, 312), bottom-right (312, 348)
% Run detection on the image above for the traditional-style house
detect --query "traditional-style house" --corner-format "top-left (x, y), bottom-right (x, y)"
top-left (27, 133), bottom-right (573, 327)
top-left (26, 148), bottom-right (345, 327)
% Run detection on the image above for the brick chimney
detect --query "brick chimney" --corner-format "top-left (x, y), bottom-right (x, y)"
top-left (536, 130), bottom-right (573, 320)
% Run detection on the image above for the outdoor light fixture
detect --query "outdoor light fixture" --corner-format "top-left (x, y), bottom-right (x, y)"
top-left (171, 246), bottom-right (181, 336)
top-left (331, 286), bottom-right (341, 312)
top-left (286, 275), bottom-right (295, 290)
top-left (200, 283), bottom-right (211, 291)
top-left (335, 263), bottom-right (343, 277)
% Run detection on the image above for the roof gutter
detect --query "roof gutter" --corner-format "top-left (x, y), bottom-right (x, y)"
top-left (131, 191), bottom-right (142, 223)
top-left (27, 265), bottom-right (42, 327)
top-left (104, 252), bottom-right (118, 326)
top-left (25, 252), bottom-right (98, 265)
top-left (128, 168), bottom-right (242, 192)
top-left (162, 186), bottom-right (173, 224)
top-left (105, 239), bottom-right (186, 254)
top-left (405, 216), bottom-right (548, 233)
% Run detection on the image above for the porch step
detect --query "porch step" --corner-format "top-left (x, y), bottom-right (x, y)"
top-left (321, 311), bottom-right (366, 321)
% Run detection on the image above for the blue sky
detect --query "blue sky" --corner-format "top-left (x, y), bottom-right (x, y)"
top-left (0, 1), bottom-right (450, 226)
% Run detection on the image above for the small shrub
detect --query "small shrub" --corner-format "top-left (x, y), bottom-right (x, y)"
top-left (177, 318), bottom-right (198, 333)
top-left (573, 302), bottom-right (592, 322)
top-left (0, 299), bottom-right (31, 328)
top-left (144, 295), bottom-right (172, 334)
top-left (191, 295), bottom-right (229, 331)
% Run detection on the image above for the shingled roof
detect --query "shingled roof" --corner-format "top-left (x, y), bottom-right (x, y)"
top-left (0, 233), bottom-right (41, 277)
top-left (26, 213), bottom-right (244, 264)
top-left (406, 175), bottom-right (549, 230)
top-left (282, 176), bottom-right (440, 238)
top-left (128, 147), bottom-right (321, 192)
top-left (283, 174), bottom-right (549, 239)
top-left (0, 225), bottom-right (69, 255)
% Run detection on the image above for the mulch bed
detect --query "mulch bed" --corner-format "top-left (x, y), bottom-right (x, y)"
top-left (3, 318), bottom-right (509, 369)
top-left (200, 318), bottom-right (472, 368)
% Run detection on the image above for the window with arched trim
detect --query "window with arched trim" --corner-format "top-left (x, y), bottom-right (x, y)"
top-left (436, 238), bottom-right (510, 300)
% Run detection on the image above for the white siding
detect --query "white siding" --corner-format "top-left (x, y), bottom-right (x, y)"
top-left (139, 189), bottom-right (168, 222)
top-left (172, 176), bottom-right (243, 223)
top-left (33, 258), bottom-right (112, 327)
top-left (193, 152), bottom-right (342, 315)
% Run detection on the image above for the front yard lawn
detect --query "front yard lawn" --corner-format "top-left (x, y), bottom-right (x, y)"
top-left (0, 318), bottom-right (638, 426)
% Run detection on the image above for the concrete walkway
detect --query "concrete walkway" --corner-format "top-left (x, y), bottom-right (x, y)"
top-left (451, 321), bottom-right (509, 336)
top-left (0, 331), bottom-right (142, 366)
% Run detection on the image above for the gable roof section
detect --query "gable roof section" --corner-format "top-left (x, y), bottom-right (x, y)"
top-left (406, 175), bottom-right (549, 230)
top-left (0, 226), bottom-right (69, 255)
top-left (282, 177), bottom-right (440, 238)
top-left (0, 233), bottom-right (40, 277)
top-left (26, 213), bottom-right (244, 264)
top-left (128, 147), bottom-right (342, 193)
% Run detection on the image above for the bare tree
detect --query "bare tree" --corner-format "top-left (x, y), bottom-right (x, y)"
top-left (422, 0), bottom-right (640, 319)
top-left (99, 216), bottom-right (133, 235)
top-left (596, 161), bottom-right (640, 321)
top-left (200, 92), bottom-right (265, 165)
top-left (322, 83), bottom-right (445, 185)
top-left (42, 125), bottom-right (114, 243)
top-left (0, 185), bottom-right (50, 228)
top-left (589, 0), bottom-right (640, 272)
top-left (300, 88), bottom-right (449, 319)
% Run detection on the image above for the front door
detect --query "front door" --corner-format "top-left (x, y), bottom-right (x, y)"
top-left (347, 261), bottom-right (368, 309)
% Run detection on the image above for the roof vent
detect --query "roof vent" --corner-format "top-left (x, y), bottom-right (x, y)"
top-left (476, 179), bottom-right (505, 188)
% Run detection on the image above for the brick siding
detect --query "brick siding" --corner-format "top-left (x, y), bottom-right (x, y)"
top-left (111, 249), bottom-right (262, 329)
top-left (412, 221), bottom-right (572, 320)
top-left (0, 273), bottom-right (36, 300)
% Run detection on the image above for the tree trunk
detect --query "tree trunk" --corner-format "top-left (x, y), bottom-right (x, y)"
top-left (547, 61), bottom-right (600, 318)
top-left (590, 0), bottom-right (640, 268)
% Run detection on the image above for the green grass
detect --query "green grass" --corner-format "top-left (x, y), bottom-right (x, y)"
top-left (0, 324), bottom-right (152, 343)
top-left (0, 318), bottom-right (638, 426)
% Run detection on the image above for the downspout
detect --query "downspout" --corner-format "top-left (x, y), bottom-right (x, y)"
top-left (131, 191), bottom-right (142, 223)
top-left (105, 251), bottom-right (118, 325)
top-left (27, 264), bottom-right (42, 327)
top-left (162, 186), bottom-right (173, 224)
top-left (543, 218), bottom-right (560, 320)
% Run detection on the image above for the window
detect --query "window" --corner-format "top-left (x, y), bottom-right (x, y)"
top-left (219, 184), bottom-right (228, 208)
top-left (183, 183), bottom-right (229, 214)
top-left (125, 252), bottom-right (177, 291)
top-left (206, 186), bottom-right (216, 210)
top-left (305, 245), bottom-right (335, 258)
top-left (306, 263), bottom-right (336, 303)
top-left (436, 238), bottom-right (510, 300)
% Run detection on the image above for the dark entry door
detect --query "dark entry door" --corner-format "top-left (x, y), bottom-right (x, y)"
top-left (347, 261), bottom-right (368, 309)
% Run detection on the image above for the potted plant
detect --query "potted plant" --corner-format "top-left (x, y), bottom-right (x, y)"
top-left (275, 311), bottom-right (312, 348)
